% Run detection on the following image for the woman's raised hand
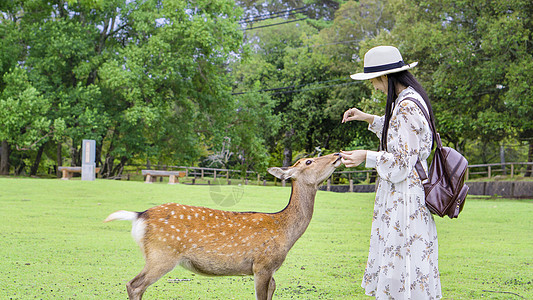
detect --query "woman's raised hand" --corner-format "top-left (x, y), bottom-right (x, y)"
top-left (342, 107), bottom-right (374, 124)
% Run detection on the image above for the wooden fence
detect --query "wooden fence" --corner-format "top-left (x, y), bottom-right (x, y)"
top-left (126, 162), bottom-right (532, 186)
top-left (324, 162), bottom-right (533, 190)
top-left (465, 162), bottom-right (533, 180)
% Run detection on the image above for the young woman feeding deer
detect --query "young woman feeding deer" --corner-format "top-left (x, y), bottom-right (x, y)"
top-left (340, 46), bottom-right (442, 299)
top-left (105, 153), bottom-right (342, 300)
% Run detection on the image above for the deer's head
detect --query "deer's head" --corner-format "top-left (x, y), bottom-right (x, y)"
top-left (268, 153), bottom-right (342, 186)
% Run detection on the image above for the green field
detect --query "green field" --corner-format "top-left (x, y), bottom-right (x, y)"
top-left (1, 178), bottom-right (531, 299)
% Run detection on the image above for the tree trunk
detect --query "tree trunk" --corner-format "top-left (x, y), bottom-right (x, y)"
top-left (526, 141), bottom-right (533, 177)
top-left (95, 139), bottom-right (103, 168)
top-left (14, 159), bottom-right (26, 176)
top-left (110, 156), bottom-right (128, 178)
top-left (0, 140), bottom-right (9, 175)
top-left (70, 141), bottom-right (81, 166)
top-left (282, 128), bottom-right (294, 167)
top-left (56, 142), bottom-right (63, 178)
top-left (30, 144), bottom-right (46, 176)
top-left (102, 153), bottom-right (114, 178)
top-left (500, 145), bottom-right (506, 175)
top-left (283, 147), bottom-right (292, 168)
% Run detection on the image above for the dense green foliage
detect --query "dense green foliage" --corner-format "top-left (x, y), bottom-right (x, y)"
top-left (1, 178), bottom-right (531, 299)
top-left (0, 0), bottom-right (531, 176)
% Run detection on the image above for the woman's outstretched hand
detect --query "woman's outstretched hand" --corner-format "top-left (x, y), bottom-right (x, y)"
top-left (342, 107), bottom-right (374, 124)
top-left (339, 150), bottom-right (367, 168)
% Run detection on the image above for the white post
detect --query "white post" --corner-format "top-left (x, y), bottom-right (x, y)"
top-left (81, 139), bottom-right (96, 181)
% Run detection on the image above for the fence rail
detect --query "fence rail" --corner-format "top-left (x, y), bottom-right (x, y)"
top-left (122, 161), bottom-right (532, 186)
top-left (465, 162), bottom-right (533, 180)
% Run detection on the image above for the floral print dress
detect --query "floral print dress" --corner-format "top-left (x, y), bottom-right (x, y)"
top-left (362, 87), bottom-right (442, 299)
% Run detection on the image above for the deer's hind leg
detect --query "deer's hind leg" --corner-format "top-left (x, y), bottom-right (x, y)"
top-left (126, 252), bottom-right (179, 300)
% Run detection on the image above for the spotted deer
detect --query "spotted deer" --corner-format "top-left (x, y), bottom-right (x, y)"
top-left (104, 153), bottom-right (342, 300)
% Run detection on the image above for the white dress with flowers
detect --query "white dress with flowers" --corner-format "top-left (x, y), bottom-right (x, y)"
top-left (362, 87), bottom-right (442, 299)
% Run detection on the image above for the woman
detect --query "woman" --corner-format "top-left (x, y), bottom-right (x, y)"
top-left (340, 46), bottom-right (442, 299)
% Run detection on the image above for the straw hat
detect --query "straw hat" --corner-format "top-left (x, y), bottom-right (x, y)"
top-left (350, 46), bottom-right (418, 80)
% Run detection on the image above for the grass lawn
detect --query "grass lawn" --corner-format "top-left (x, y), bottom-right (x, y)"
top-left (0, 177), bottom-right (531, 299)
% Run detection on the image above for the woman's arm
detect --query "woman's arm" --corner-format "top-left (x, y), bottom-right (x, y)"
top-left (365, 100), bottom-right (429, 183)
top-left (342, 107), bottom-right (376, 124)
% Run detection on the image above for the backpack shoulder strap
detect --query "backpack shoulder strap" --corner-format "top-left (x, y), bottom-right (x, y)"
top-left (399, 97), bottom-right (441, 149)
top-left (398, 97), bottom-right (439, 181)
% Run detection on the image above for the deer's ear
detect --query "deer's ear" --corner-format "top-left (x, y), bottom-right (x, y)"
top-left (268, 167), bottom-right (295, 180)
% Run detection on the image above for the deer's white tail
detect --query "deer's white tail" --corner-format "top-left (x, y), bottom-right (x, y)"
top-left (105, 210), bottom-right (146, 250)
top-left (104, 210), bottom-right (139, 223)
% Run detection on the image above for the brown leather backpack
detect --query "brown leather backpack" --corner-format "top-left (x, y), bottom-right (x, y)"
top-left (403, 98), bottom-right (469, 218)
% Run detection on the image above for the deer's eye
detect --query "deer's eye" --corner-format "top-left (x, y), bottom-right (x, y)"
top-left (305, 160), bottom-right (313, 165)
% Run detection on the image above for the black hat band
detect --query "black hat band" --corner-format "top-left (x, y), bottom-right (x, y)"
top-left (364, 61), bottom-right (405, 74)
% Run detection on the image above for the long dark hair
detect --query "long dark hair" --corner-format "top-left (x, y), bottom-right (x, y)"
top-left (380, 70), bottom-right (435, 151)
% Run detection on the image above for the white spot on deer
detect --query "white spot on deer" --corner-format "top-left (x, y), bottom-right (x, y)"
top-left (170, 225), bottom-right (175, 229)
top-left (180, 215), bottom-right (184, 219)
top-left (195, 213), bottom-right (199, 218)
top-left (171, 211), bottom-right (175, 215)
top-left (187, 215), bottom-right (192, 220)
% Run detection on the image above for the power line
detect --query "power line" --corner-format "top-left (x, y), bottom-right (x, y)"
top-left (239, 6), bottom-right (307, 23)
top-left (257, 39), bottom-right (359, 54)
top-left (239, 10), bottom-right (305, 24)
top-left (271, 81), bottom-right (361, 95)
top-left (243, 17), bottom-right (308, 31)
top-left (232, 78), bottom-right (348, 95)
top-left (231, 77), bottom-right (361, 96)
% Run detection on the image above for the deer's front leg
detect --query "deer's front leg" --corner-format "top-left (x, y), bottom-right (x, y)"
top-left (253, 268), bottom-right (275, 300)
top-left (267, 277), bottom-right (276, 300)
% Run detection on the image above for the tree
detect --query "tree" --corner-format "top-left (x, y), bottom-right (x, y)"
top-left (0, 67), bottom-right (52, 175)
top-left (384, 0), bottom-right (533, 158)
top-left (0, 0), bottom-right (245, 176)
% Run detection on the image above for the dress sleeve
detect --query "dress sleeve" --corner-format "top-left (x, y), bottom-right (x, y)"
top-left (365, 100), bottom-right (427, 183)
top-left (368, 115), bottom-right (385, 139)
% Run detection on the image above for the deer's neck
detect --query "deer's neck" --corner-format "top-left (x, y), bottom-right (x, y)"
top-left (278, 180), bottom-right (318, 248)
